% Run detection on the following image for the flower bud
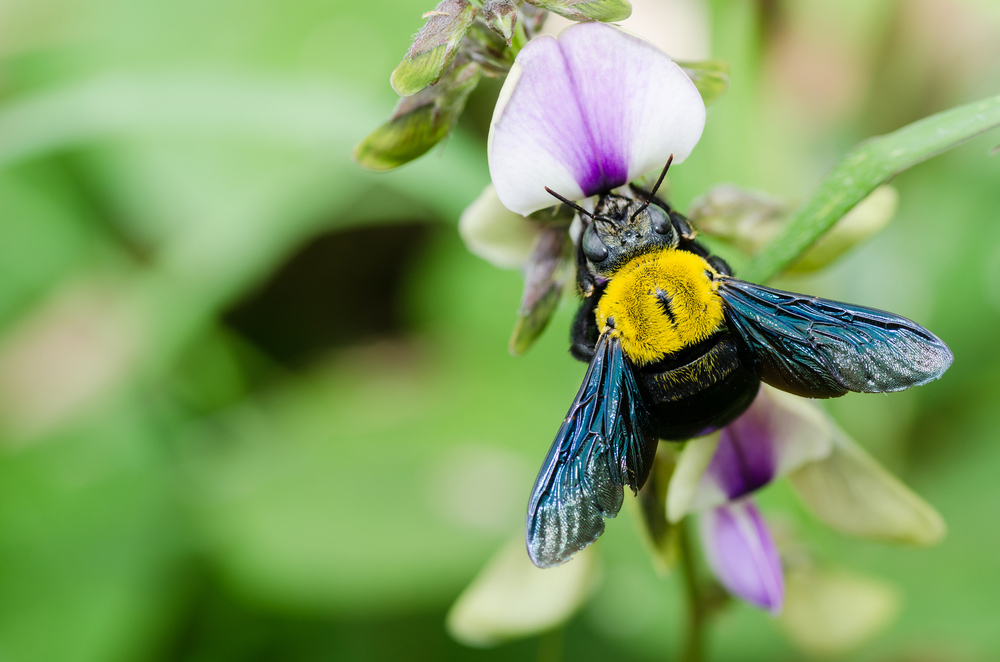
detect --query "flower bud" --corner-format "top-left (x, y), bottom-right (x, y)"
top-left (779, 565), bottom-right (900, 655)
top-left (446, 535), bottom-right (598, 647)
top-left (688, 184), bottom-right (897, 274)
top-left (483, 0), bottom-right (519, 45)
top-left (523, 0), bottom-right (632, 23)
top-left (788, 424), bottom-right (946, 546)
top-left (678, 59), bottom-right (730, 105)
top-left (686, 185), bottom-right (786, 256)
top-left (390, 0), bottom-right (478, 97)
top-left (355, 60), bottom-right (480, 171)
top-left (459, 184), bottom-right (541, 269)
top-left (508, 212), bottom-right (573, 355)
top-left (787, 185), bottom-right (898, 273)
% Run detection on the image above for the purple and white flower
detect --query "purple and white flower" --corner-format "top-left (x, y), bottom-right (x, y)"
top-left (665, 386), bottom-right (831, 613)
top-left (488, 22), bottom-right (706, 215)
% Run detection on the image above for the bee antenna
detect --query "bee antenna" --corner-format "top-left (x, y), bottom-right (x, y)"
top-left (545, 187), bottom-right (594, 220)
top-left (629, 154), bottom-right (674, 222)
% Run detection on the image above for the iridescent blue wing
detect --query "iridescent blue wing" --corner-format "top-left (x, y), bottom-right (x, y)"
top-left (526, 334), bottom-right (657, 568)
top-left (717, 277), bottom-right (953, 398)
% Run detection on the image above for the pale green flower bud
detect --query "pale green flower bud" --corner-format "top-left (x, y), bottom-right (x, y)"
top-left (523, 0), bottom-right (632, 23)
top-left (459, 184), bottom-right (541, 269)
top-left (688, 184), bottom-right (898, 273)
top-left (391, 0), bottom-right (478, 97)
top-left (446, 535), bottom-right (598, 647)
top-left (788, 185), bottom-right (898, 273)
top-left (686, 184), bottom-right (786, 255)
top-left (508, 222), bottom-right (573, 355)
top-left (483, 0), bottom-right (519, 45)
top-left (788, 425), bottom-right (946, 546)
top-left (459, 185), bottom-right (574, 355)
top-left (355, 60), bottom-right (480, 171)
top-left (665, 432), bottom-right (720, 524)
top-left (677, 59), bottom-right (730, 105)
top-left (779, 565), bottom-right (900, 656)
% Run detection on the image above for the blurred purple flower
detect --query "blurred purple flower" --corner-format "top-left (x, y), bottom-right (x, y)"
top-left (678, 387), bottom-right (830, 613)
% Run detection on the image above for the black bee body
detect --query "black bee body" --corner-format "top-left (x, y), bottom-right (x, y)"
top-left (569, 191), bottom-right (759, 440)
top-left (525, 184), bottom-right (953, 569)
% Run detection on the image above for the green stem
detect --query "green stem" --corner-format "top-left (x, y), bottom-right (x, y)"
top-left (537, 627), bottom-right (563, 662)
top-left (678, 519), bottom-right (706, 662)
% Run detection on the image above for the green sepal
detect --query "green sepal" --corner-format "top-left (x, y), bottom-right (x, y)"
top-left (509, 215), bottom-right (573, 355)
top-left (355, 62), bottom-right (481, 171)
top-left (390, 0), bottom-right (478, 97)
top-left (524, 0), bottom-right (632, 22)
top-left (678, 59), bottom-right (730, 105)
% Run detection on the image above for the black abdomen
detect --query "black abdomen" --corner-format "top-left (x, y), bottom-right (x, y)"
top-left (638, 331), bottom-right (759, 440)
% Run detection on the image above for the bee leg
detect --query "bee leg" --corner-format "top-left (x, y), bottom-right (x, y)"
top-left (670, 212), bottom-right (698, 242)
top-left (575, 227), bottom-right (600, 297)
top-left (570, 295), bottom-right (601, 362)
top-left (707, 255), bottom-right (734, 276)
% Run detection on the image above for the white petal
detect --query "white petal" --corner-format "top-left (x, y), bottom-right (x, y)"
top-left (488, 22), bottom-right (706, 215)
top-left (788, 425), bottom-right (946, 546)
top-left (672, 387), bottom-right (831, 518)
top-left (459, 184), bottom-right (541, 268)
top-left (779, 565), bottom-right (900, 656)
top-left (666, 432), bottom-right (720, 523)
top-left (700, 500), bottom-right (784, 614)
top-left (446, 534), bottom-right (598, 647)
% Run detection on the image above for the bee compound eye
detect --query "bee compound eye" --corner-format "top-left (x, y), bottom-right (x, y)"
top-left (650, 210), bottom-right (674, 236)
top-left (582, 225), bottom-right (609, 263)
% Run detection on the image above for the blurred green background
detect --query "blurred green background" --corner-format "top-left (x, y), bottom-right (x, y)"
top-left (0, 0), bottom-right (998, 660)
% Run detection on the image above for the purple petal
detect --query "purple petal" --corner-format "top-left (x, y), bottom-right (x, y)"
top-left (709, 399), bottom-right (780, 499)
top-left (685, 387), bottom-right (831, 512)
top-left (700, 500), bottom-right (784, 614)
top-left (489, 22), bottom-right (706, 215)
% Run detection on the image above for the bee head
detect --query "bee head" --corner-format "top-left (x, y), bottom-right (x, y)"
top-left (578, 194), bottom-right (680, 274)
top-left (543, 157), bottom-right (680, 276)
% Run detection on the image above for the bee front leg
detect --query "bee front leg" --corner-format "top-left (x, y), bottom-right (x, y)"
top-left (570, 295), bottom-right (601, 362)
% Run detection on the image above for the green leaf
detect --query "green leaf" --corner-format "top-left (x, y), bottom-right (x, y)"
top-left (525, 0), bottom-right (632, 22)
top-left (356, 61), bottom-right (481, 171)
top-left (390, 0), bottom-right (478, 97)
top-left (678, 59), bottom-right (730, 105)
top-left (744, 94), bottom-right (1000, 283)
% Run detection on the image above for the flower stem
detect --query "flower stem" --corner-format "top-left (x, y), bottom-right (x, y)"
top-left (678, 518), bottom-right (706, 662)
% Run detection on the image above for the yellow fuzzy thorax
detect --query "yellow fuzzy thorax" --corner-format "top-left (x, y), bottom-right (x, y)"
top-left (595, 249), bottom-right (725, 366)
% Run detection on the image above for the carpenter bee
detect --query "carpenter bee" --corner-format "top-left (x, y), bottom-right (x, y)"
top-left (527, 160), bottom-right (953, 568)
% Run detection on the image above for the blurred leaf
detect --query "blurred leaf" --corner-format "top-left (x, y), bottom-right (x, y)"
top-left (356, 61), bottom-right (482, 171)
top-left (679, 59), bottom-right (730, 105)
top-left (0, 165), bottom-right (100, 329)
top-left (744, 93), bottom-right (1000, 283)
top-left (0, 405), bottom-right (185, 662)
top-left (390, 0), bottom-right (477, 97)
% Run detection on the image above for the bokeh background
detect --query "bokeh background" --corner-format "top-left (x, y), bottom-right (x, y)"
top-left (0, 0), bottom-right (999, 660)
